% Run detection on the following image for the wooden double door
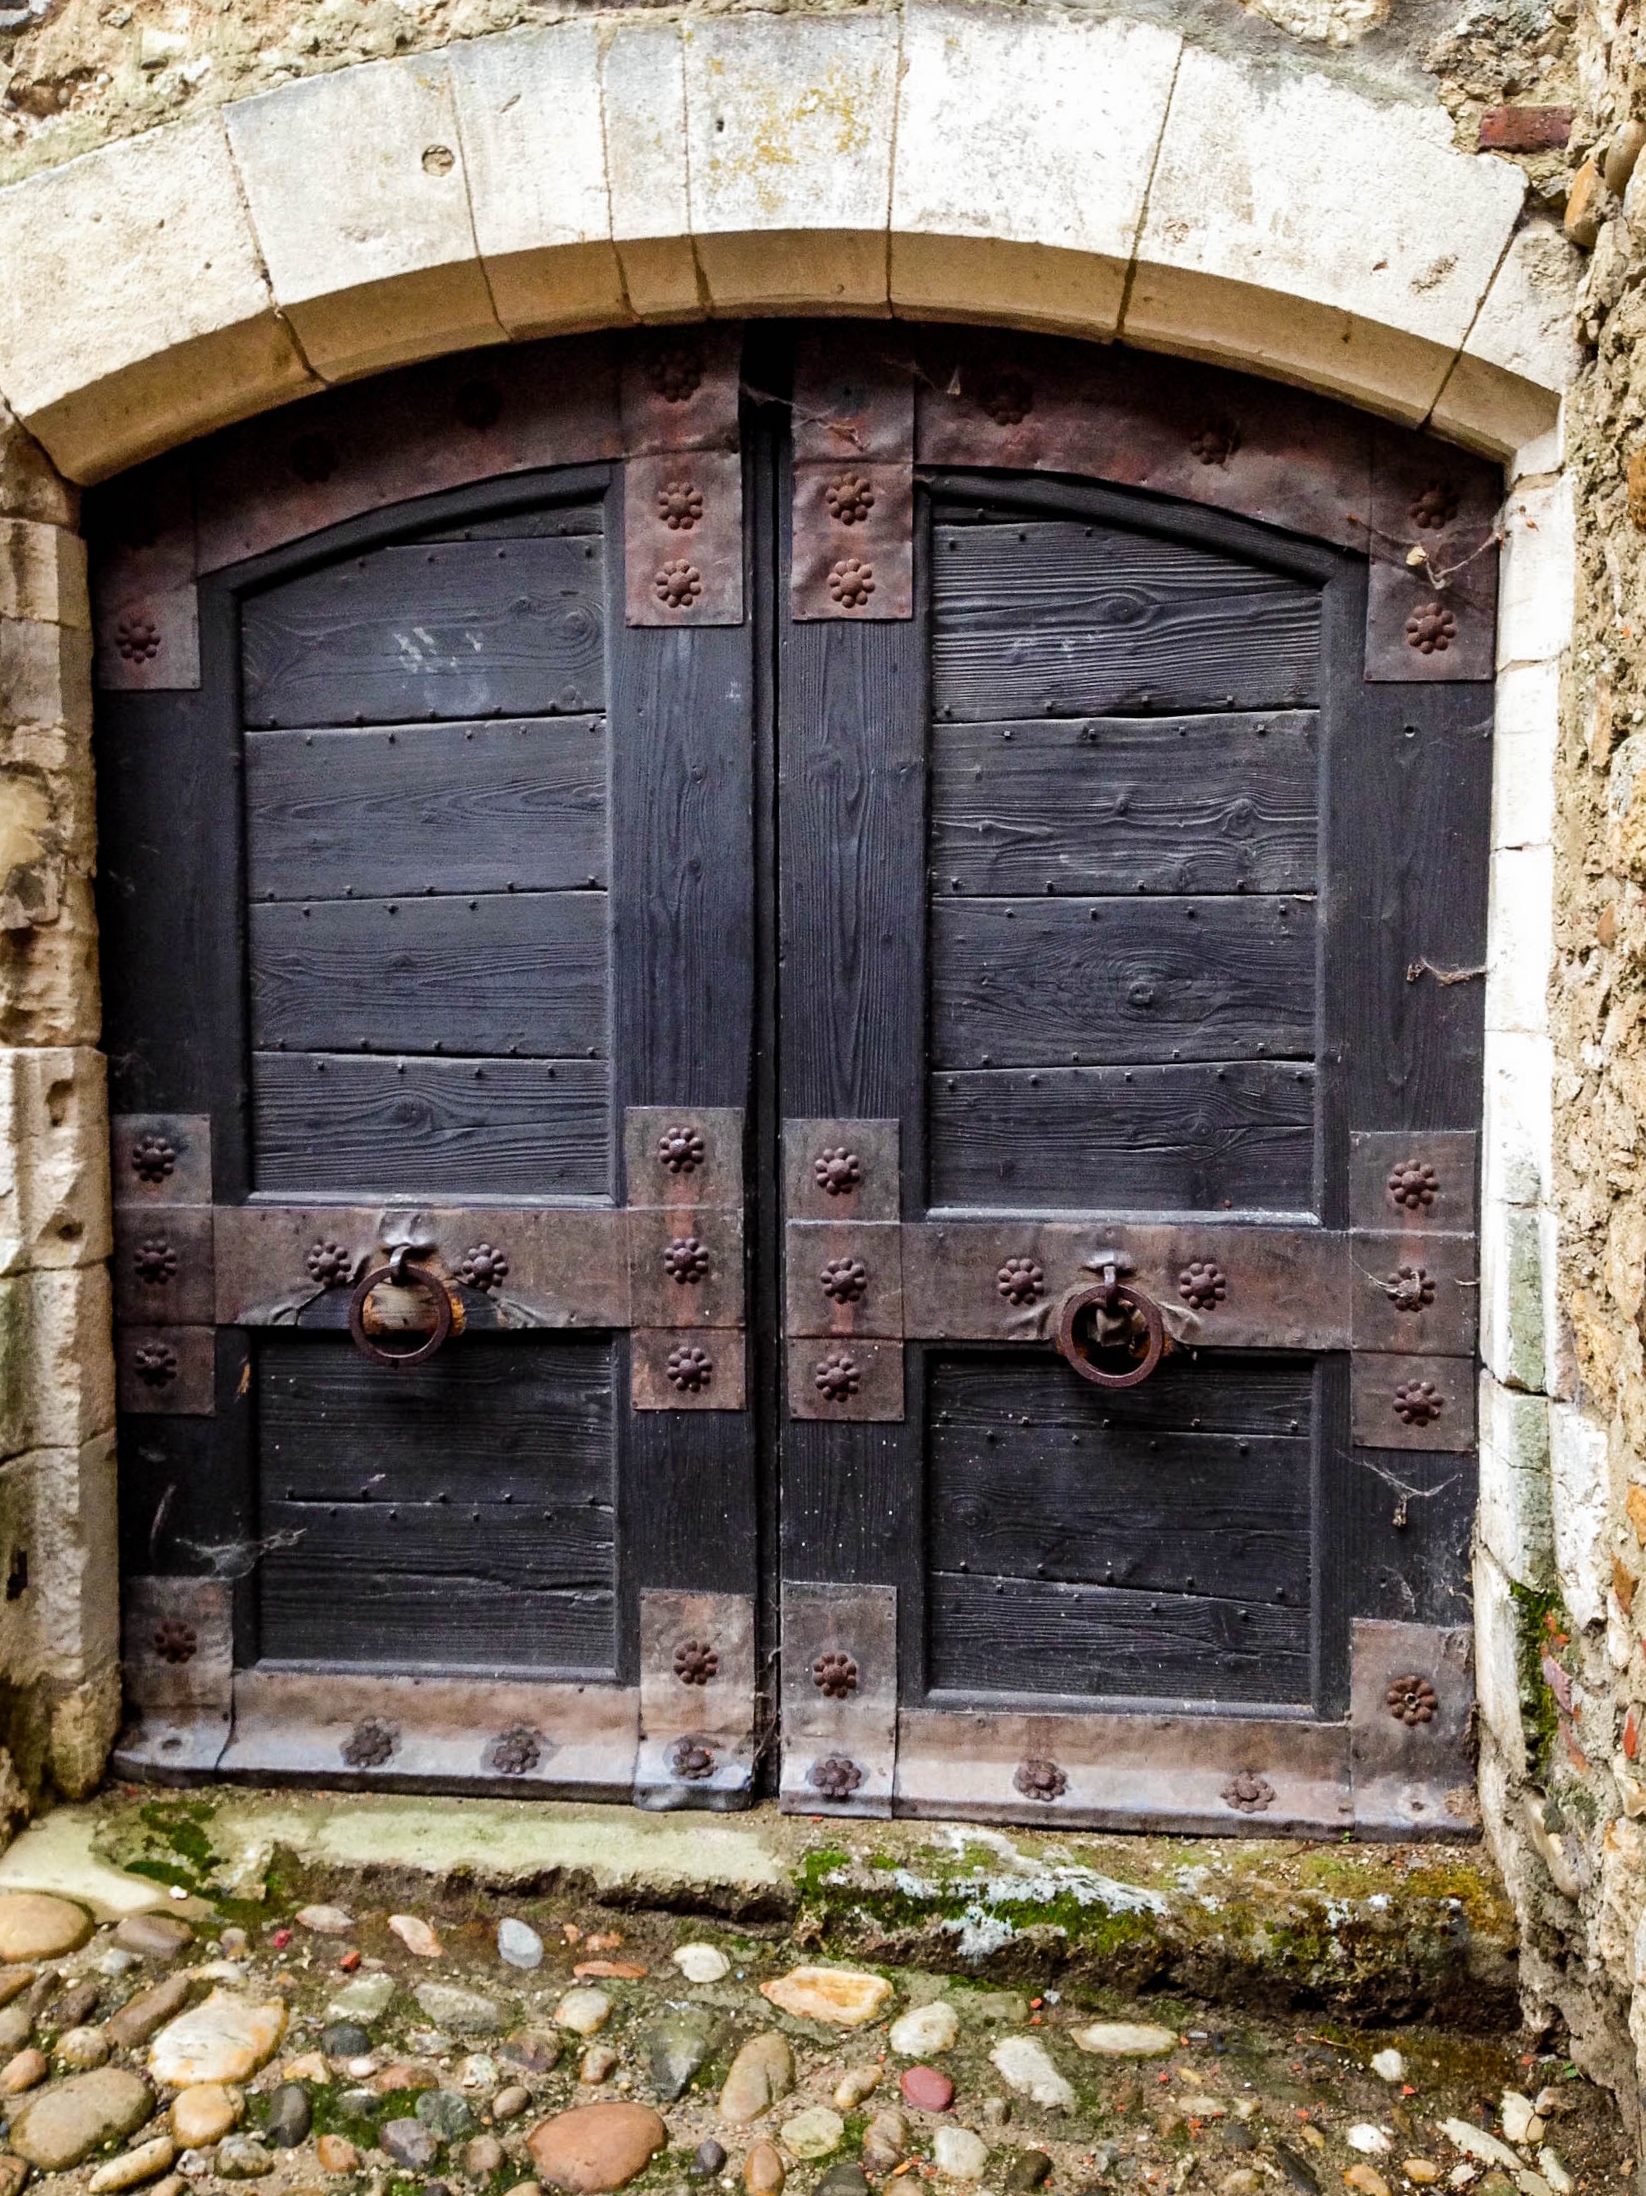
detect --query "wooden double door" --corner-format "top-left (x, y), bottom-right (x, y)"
top-left (95, 323), bottom-right (1496, 1833)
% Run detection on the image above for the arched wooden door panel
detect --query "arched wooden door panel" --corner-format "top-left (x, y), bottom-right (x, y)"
top-left (93, 324), bottom-right (1494, 1834)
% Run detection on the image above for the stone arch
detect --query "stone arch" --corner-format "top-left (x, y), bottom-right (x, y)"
top-left (0, 6), bottom-right (1576, 484)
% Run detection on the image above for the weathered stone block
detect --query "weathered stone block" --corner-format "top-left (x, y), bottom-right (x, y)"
top-left (1497, 476), bottom-right (1575, 669)
top-left (1485, 844), bottom-right (1554, 1036)
top-left (0, 871), bottom-right (100, 1048)
top-left (1478, 1373), bottom-right (1555, 1590)
top-left (1431, 220), bottom-right (1579, 458)
top-left (1549, 1403), bottom-right (1611, 1632)
top-left (0, 720), bottom-right (96, 880)
top-left (20, 1266), bottom-right (115, 1455)
top-left (1483, 1029), bottom-right (1553, 1212)
top-left (0, 526), bottom-right (88, 633)
top-left (1480, 1196), bottom-right (1546, 1394)
top-left (600, 21), bottom-right (701, 322)
top-left (1128, 46), bottom-right (1524, 422)
top-left (47, 1661), bottom-right (121, 1800)
top-left (227, 55), bottom-right (504, 382)
top-left (890, 2), bottom-right (1179, 336)
top-left (0, 115), bottom-right (315, 484)
top-left (1473, 1542), bottom-right (1529, 1778)
top-left (0, 620), bottom-right (91, 735)
top-left (0, 1434), bottom-right (118, 1685)
top-left (0, 1046), bottom-right (111, 1275)
top-left (0, 403), bottom-right (77, 532)
top-left (451, 24), bottom-right (627, 340)
top-left (681, 15), bottom-right (899, 316)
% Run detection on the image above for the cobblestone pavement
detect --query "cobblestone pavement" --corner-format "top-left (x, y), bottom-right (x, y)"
top-left (0, 1799), bottom-right (1626, 2196)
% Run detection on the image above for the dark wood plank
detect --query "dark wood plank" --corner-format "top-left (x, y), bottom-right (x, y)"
top-left (929, 1350), bottom-right (1316, 1438)
top-left (1331, 681), bottom-right (1493, 1132)
top-left (242, 534), bottom-right (606, 728)
top-left (256, 1560), bottom-right (617, 1674)
top-left (778, 618), bottom-right (927, 1123)
top-left (262, 1501), bottom-right (613, 1587)
top-left (930, 712), bottom-right (1318, 896)
top-left (1341, 1446), bottom-right (1478, 1627)
top-left (931, 519), bottom-right (1321, 720)
top-left (259, 1335), bottom-right (615, 1497)
top-left (249, 891), bottom-right (608, 1057)
top-left (246, 717), bottom-right (607, 901)
top-left (252, 1053), bottom-right (609, 1197)
top-left (927, 1571), bottom-right (1312, 1703)
top-left (776, 579), bottom-right (930, 1599)
top-left (930, 1426), bottom-right (1311, 1603)
top-left (610, 626), bottom-right (758, 1113)
top-left (931, 896), bottom-right (1316, 1067)
top-left (929, 1062), bottom-right (1316, 1211)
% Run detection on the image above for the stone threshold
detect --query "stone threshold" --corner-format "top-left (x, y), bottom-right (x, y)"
top-left (0, 1792), bottom-right (1518, 2033)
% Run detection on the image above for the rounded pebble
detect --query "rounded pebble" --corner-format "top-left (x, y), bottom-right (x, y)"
top-left (901, 2066), bottom-right (956, 2114)
top-left (833, 2067), bottom-right (881, 2110)
top-left (265, 2082), bottom-right (313, 2149)
top-left (295, 1908), bottom-right (353, 1937)
top-left (779, 2108), bottom-right (843, 2160)
top-left (59, 2027), bottom-right (111, 2071)
top-left (581, 2044), bottom-right (620, 2085)
top-left (0, 2050), bottom-right (46, 2096)
top-left (171, 2085), bottom-right (244, 2148)
top-left (693, 2140), bottom-right (727, 2178)
top-left (321, 2022), bottom-right (373, 2059)
top-left (388, 1916), bottom-right (443, 1959)
top-left (933, 2128), bottom-right (988, 2182)
top-left (499, 1920), bottom-right (545, 1972)
top-left (0, 1895), bottom-right (91, 1964)
top-left (467, 2137), bottom-right (506, 2176)
top-left (889, 2003), bottom-right (959, 2058)
top-left (672, 1945), bottom-right (730, 1985)
top-left (555, 1989), bottom-right (613, 2038)
top-left (494, 2087), bottom-right (533, 2122)
top-left (316, 2136), bottom-right (358, 2174)
top-left (744, 2141), bottom-right (785, 2196)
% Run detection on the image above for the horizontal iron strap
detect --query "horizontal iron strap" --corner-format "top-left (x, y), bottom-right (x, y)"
top-left (898, 1221), bottom-right (1360, 1350)
top-left (214, 1205), bottom-right (632, 1329)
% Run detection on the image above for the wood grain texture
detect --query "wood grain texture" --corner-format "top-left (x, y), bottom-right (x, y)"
top-left (252, 1053), bottom-right (610, 1197)
top-left (929, 1062), bottom-right (1316, 1211)
top-left (249, 891), bottom-right (608, 1058)
top-left (931, 519), bottom-right (1321, 721)
top-left (1330, 682), bottom-right (1493, 1132)
top-left (927, 1572), bottom-right (1311, 1703)
top-left (246, 717), bottom-right (607, 902)
top-left (256, 1334), bottom-right (616, 1672)
top-left (610, 625), bottom-right (757, 1114)
top-left (778, 617), bottom-right (927, 1124)
top-left (930, 713), bottom-right (1318, 897)
top-left (930, 896), bottom-right (1316, 1068)
top-left (242, 534), bottom-right (606, 728)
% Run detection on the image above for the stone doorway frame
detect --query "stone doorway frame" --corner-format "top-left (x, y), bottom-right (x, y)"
top-left (0, 4), bottom-right (1579, 1844)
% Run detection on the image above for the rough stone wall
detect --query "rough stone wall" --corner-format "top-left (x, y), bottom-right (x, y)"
top-left (0, 401), bottom-right (118, 1809)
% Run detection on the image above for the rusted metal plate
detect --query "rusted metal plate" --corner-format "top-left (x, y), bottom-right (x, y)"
top-left (194, 336), bottom-right (623, 573)
top-left (620, 326), bottom-right (743, 457)
top-left (1364, 423), bottom-right (1500, 682)
top-left (112, 1114), bottom-right (211, 1208)
top-left (1351, 1352), bottom-right (1477, 1452)
top-left (118, 1577), bottom-right (233, 1779)
top-left (784, 1220), bottom-right (904, 1340)
top-left (122, 1575), bottom-right (233, 1712)
top-left (913, 331), bottom-right (1372, 556)
top-left (902, 1221), bottom-right (1352, 1351)
top-left (90, 453), bottom-right (200, 691)
top-left (783, 1119), bottom-right (900, 1224)
top-left (628, 1207), bottom-right (745, 1332)
top-left (1350, 1619), bottom-right (1477, 1838)
top-left (779, 1582), bottom-right (897, 1819)
top-left (625, 451), bottom-right (744, 628)
top-left (1351, 1231), bottom-right (1479, 1357)
top-left (787, 1337), bottom-right (904, 1422)
top-left (113, 1206), bottom-right (215, 1326)
top-left (1349, 1131), bottom-right (1478, 1234)
top-left (632, 1327), bottom-right (747, 1412)
top-left (895, 1707), bottom-right (1353, 1836)
top-left (116, 1325), bottom-right (215, 1417)
top-left (791, 463), bottom-right (912, 622)
top-left (793, 327), bottom-right (917, 464)
top-left (214, 1205), bottom-right (630, 1330)
top-left (624, 1108), bottom-right (743, 1214)
top-left (220, 1669), bottom-right (639, 1796)
top-left (635, 1589), bottom-right (756, 1809)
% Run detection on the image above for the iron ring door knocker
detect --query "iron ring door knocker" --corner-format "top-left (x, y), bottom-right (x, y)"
top-left (348, 1244), bottom-right (456, 1368)
top-left (1055, 1252), bottom-right (1170, 1391)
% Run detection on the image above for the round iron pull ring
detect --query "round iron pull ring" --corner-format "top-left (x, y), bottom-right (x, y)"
top-left (1055, 1276), bottom-right (1168, 1391)
top-left (347, 1248), bottom-right (454, 1368)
